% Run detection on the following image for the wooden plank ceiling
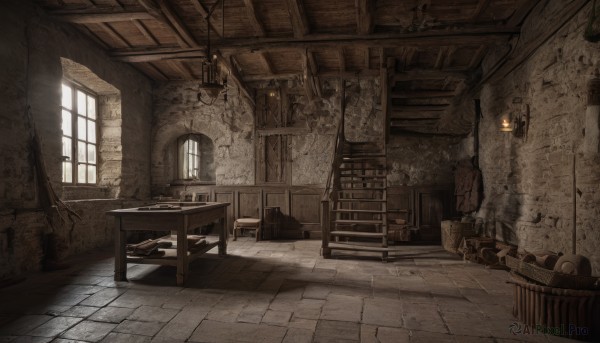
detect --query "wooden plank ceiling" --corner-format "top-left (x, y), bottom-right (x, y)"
top-left (39, 0), bottom-right (538, 134)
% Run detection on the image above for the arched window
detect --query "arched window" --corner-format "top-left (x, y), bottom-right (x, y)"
top-left (177, 134), bottom-right (215, 182)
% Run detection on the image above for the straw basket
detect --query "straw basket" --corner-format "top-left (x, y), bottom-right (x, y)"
top-left (441, 220), bottom-right (476, 254)
top-left (506, 256), bottom-right (599, 290)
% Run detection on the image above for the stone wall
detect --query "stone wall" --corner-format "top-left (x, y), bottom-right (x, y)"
top-left (151, 78), bottom-right (383, 193)
top-left (387, 135), bottom-right (465, 187)
top-left (471, 2), bottom-right (600, 274)
top-left (0, 0), bottom-right (153, 279)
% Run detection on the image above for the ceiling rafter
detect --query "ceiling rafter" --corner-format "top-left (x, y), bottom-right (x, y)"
top-left (260, 52), bottom-right (275, 74)
top-left (356, 0), bottom-right (374, 35)
top-left (132, 19), bottom-right (159, 45)
top-left (306, 51), bottom-right (322, 97)
top-left (189, 0), bottom-right (223, 37)
top-left (51, 11), bottom-right (154, 23)
top-left (471, 0), bottom-right (492, 20)
top-left (97, 22), bottom-right (131, 48)
top-left (285, 0), bottom-right (310, 38)
top-left (137, 0), bottom-right (193, 48)
top-left (242, 0), bottom-right (266, 37)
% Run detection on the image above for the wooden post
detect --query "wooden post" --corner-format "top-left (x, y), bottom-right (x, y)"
top-left (176, 215), bottom-right (189, 286)
top-left (114, 217), bottom-right (127, 281)
top-left (321, 199), bottom-right (331, 258)
top-left (572, 152), bottom-right (577, 255)
top-left (219, 207), bottom-right (227, 256)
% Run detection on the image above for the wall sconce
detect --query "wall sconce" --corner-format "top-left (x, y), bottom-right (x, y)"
top-left (500, 118), bottom-right (513, 132)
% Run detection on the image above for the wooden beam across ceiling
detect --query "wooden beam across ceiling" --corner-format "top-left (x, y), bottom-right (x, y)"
top-left (243, 0), bottom-right (266, 37)
top-left (391, 90), bottom-right (456, 99)
top-left (286, 0), bottom-right (310, 38)
top-left (307, 51), bottom-right (322, 97)
top-left (356, 0), bottom-right (374, 35)
top-left (51, 10), bottom-right (154, 23)
top-left (137, 0), bottom-right (195, 48)
top-left (111, 48), bottom-right (206, 62)
top-left (108, 26), bottom-right (518, 63)
top-left (189, 0), bottom-right (223, 37)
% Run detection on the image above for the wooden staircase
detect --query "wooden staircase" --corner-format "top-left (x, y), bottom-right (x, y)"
top-left (322, 141), bottom-right (391, 260)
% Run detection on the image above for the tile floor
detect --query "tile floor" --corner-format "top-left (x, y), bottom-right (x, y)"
top-left (0, 239), bottom-right (580, 342)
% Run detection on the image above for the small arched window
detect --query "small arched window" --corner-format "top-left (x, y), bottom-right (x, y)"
top-left (177, 134), bottom-right (215, 182)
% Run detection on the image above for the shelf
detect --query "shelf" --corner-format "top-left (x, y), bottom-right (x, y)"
top-left (126, 235), bottom-right (220, 265)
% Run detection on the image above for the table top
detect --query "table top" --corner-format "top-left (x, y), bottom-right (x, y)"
top-left (107, 201), bottom-right (229, 216)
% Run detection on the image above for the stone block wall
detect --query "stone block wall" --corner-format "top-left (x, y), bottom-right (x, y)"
top-left (0, 0), bottom-right (153, 279)
top-left (151, 78), bottom-right (384, 192)
top-left (470, 2), bottom-right (600, 274)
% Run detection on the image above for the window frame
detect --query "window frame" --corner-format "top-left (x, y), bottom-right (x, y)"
top-left (178, 135), bottom-right (201, 180)
top-left (61, 79), bottom-right (98, 185)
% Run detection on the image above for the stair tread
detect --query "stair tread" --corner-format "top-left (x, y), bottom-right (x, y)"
top-left (327, 242), bottom-right (392, 252)
top-left (342, 156), bottom-right (386, 161)
top-left (337, 198), bottom-right (387, 202)
top-left (332, 209), bottom-right (386, 213)
top-left (339, 187), bottom-right (386, 191)
top-left (339, 175), bottom-right (387, 179)
top-left (330, 231), bottom-right (384, 237)
top-left (334, 219), bottom-right (384, 224)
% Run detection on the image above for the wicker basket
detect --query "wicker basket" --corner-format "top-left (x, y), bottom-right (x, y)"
top-left (506, 255), bottom-right (599, 290)
top-left (441, 221), bottom-right (476, 253)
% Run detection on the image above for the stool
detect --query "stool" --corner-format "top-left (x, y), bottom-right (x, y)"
top-left (233, 218), bottom-right (261, 241)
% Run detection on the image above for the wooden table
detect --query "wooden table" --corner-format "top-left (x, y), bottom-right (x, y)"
top-left (107, 202), bottom-right (229, 286)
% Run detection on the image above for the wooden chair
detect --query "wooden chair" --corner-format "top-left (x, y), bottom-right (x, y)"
top-left (232, 218), bottom-right (262, 241)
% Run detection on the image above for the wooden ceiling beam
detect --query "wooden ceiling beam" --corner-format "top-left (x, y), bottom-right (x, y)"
top-left (243, 0), bottom-right (266, 37)
top-left (391, 90), bottom-right (456, 98)
top-left (393, 70), bottom-right (469, 82)
top-left (111, 48), bottom-right (206, 62)
top-left (132, 19), bottom-right (159, 45)
top-left (434, 47), bottom-right (448, 69)
top-left (189, 0), bottom-right (222, 37)
top-left (168, 60), bottom-right (194, 79)
top-left (286, 0), bottom-right (310, 38)
top-left (214, 52), bottom-right (255, 106)
top-left (156, 0), bottom-right (199, 48)
top-left (442, 47), bottom-right (457, 69)
top-left (468, 45), bottom-right (487, 69)
top-left (471, 0), bottom-right (492, 20)
top-left (244, 73), bottom-right (299, 82)
top-left (390, 112), bottom-right (442, 119)
top-left (51, 11), bottom-right (154, 23)
top-left (302, 51), bottom-right (316, 100)
top-left (97, 22), bottom-right (131, 48)
top-left (392, 104), bottom-right (449, 111)
top-left (260, 52), bottom-right (275, 74)
top-left (356, 0), bottom-right (374, 35)
top-left (506, 0), bottom-right (541, 27)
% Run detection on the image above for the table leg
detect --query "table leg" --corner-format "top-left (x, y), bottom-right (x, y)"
top-left (176, 224), bottom-right (189, 286)
top-left (218, 210), bottom-right (227, 256)
top-left (114, 218), bottom-right (127, 281)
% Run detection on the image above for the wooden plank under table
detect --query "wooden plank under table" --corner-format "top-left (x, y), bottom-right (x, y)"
top-left (107, 202), bottom-right (229, 286)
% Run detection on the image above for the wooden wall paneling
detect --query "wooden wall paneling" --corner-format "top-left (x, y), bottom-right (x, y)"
top-left (387, 186), bottom-right (414, 225)
top-left (289, 190), bottom-right (321, 238)
top-left (237, 189), bottom-right (262, 219)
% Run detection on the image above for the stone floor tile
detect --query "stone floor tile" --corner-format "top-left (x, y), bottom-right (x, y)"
top-left (0, 315), bottom-right (53, 335)
top-left (452, 335), bottom-right (496, 343)
top-left (79, 289), bottom-right (126, 307)
top-left (60, 306), bottom-right (98, 318)
top-left (292, 299), bottom-right (324, 320)
top-left (409, 330), bottom-right (454, 343)
top-left (362, 298), bottom-right (403, 327)
top-left (402, 303), bottom-right (447, 333)
top-left (442, 311), bottom-right (492, 336)
top-left (302, 284), bottom-right (330, 300)
top-left (360, 324), bottom-right (379, 343)
top-left (320, 294), bottom-right (362, 322)
top-left (59, 321), bottom-right (116, 342)
top-left (189, 320), bottom-right (287, 343)
top-left (27, 317), bottom-right (83, 338)
top-left (108, 290), bottom-right (165, 309)
top-left (127, 306), bottom-right (178, 323)
top-left (154, 305), bottom-right (210, 341)
top-left (87, 307), bottom-right (134, 324)
top-left (313, 320), bottom-right (360, 342)
top-left (9, 337), bottom-right (52, 343)
top-left (376, 326), bottom-right (410, 343)
top-left (282, 328), bottom-right (313, 343)
top-left (288, 318), bottom-right (317, 331)
top-left (261, 310), bottom-right (292, 326)
top-left (99, 332), bottom-right (151, 343)
top-left (113, 320), bottom-right (163, 336)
